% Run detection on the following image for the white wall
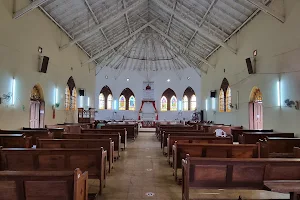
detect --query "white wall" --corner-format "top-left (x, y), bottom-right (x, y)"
top-left (95, 67), bottom-right (201, 121)
top-left (0, 0), bottom-right (95, 129)
top-left (201, 0), bottom-right (300, 136)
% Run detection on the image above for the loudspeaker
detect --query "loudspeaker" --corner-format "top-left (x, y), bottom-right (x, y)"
top-left (210, 91), bottom-right (216, 98)
top-left (79, 89), bottom-right (85, 96)
top-left (200, 110), bottom-right (204, 121)
top-left (246, 58), bottom-right (254, 74)
top-left (40, 56), bottom-right (49, 73)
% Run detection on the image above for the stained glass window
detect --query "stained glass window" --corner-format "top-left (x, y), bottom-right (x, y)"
top-left (129, 95), bottom-right (135, 111)
top-left (190, 95), bottom-right (197, 111)
top-left (219, 89), bottom-right (225, 112)
top-left (170, 96), bottom-right (177, 111)
top-left (161, 96), bottom-right (167, 111)
top-left (71, 89), bottom-right (77, 111)
top-left (183, 95), bottom-right (188, 111)
top-left (226, 87), bottom-right (232, 112)
top-left (107, 94), bottom-right (113, 110)
top-left (65, 86), bottom-right (70, 111)
top-left (119, 95), bottom-right (126, 110)
top-left (99, 93), bottom-right (105, 110)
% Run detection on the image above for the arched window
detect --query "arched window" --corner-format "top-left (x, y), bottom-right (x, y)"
top-left (161, 88), bottom-right (177, 111)
top-left (226, 87), bottom-right (232, 112)
top-left (71, 89), bottom-right (77, 111)
top-left (170, 96), bottom-right (177, 111)
top-left (119, 95), bottom-right (126, 110)
top-left (219, 89), bottom-right (225, 112)
top-left (219, 78), bottom-right (231, 112)
top-left (190, 95), bottom-right (197, 111)
top-left (249, 87), bottom-right (263, 102)
top-left (183, 95), bottom-right (188, 111)
top-left (99, 93), bottom-right (105, 110)
top-left (107, 94), bottom-right (113, 110)
top-left (66, 76), bottom-right (76, 111)
top-left (161, 96), bottom-right (167, 111)
top-left (129, 95), bottom-right (135, 111)
top-left (99, 86), bottom-right (113, 110)
top-left (119, 88), bottom-right (135, 110)
top-left (65, 86), bottom-right (70, 111)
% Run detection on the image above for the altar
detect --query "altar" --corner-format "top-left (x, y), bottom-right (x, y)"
top-left (138, 82), bottom-right (158, 128)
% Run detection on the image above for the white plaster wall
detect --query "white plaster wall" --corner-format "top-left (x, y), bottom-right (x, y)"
top-left (0, 0), bottom-right (95, 129)
top-left (201, 0), bottom-right (300, 136)
top-left (95, 67), bottom-right (201, 121)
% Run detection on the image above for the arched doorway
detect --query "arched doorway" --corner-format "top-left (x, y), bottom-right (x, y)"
top-left (29, 84), bottom-right (45, 128)
top-left (249, 86), bottom-right (263, 129)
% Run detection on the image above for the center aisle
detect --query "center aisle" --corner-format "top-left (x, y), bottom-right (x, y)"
top-left (97, 132), bottom-right (182, 200)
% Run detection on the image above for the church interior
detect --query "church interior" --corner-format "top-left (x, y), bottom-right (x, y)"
top-left (1, 0), bottom-right (300, 200)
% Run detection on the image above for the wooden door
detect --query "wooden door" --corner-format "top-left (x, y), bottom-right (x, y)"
top-left (253, 102), bottom-right (263, 129)
top-left (30, 101), bottom-right (40, 128)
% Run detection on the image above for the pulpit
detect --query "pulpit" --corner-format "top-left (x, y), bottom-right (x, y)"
top-left (78, 108), bottom-right (95, 123)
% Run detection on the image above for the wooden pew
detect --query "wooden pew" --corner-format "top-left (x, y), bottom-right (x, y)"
top-left (158, 125), bottom-right (196, 141)
top-left (157, 124), bottom-right (194, 139)
top-left (36, 138), bottom-right (114, 173)
top-left (167, 135), bottom-right (233, 163)
top-left (63, 133), bottom-right (121, 158)
top-left (102, 124), bottom-right (138, 140)
top-left (259, 137), bottom-right (300, 158)
top-left (182, 156), bottom-right (300, 200)
top-left (23, 127), bottom-right (65, 139)
top-left (161, 131), bottom-right (214, 150)
top-left (46, 123), bottom-right (92, 134)
top-left (173, 143), bottom-right (259, 181)
top-left (0, 147), bottom-right (107, 195)
top-left (81, 128), bottom-right (127, 150)
top-left (294, 147), bottom-right (300, 158)
top-left (0, 130), bottom-right (53, 145)
top-left (0, 134), bottom-right (32, 148)
top-left (239, 132), bottom-right (294, 144)
top-left (232, 129), bottom-right (273, 142)
top-left (0, 168), bottom-right (88, 200)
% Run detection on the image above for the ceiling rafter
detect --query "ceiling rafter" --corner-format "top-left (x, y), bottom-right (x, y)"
top-left (60, 0), bottom-right (147, 51)
top-left (82, 18), bottom-right (158, 65)
top-left (185, 0), bottom-right (218, 50)
top-left (246, 0), bottom-right (285, 23)
top-left (13, 0), bottom-right (51, 19)
top-left (122, 0), bottom-right (133, 34)
top-left (138, 17), bottom-right (215, 70)
top-left (166, 0), bottom-right (178, 35)
top-left (154, 35), bottom-right (206, 74)
top-left (152, 0), bottom-right (237, 55)
top-left (83, 0), bottom-right (114, 53)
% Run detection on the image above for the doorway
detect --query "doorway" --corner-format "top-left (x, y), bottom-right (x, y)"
top-left (29, 84), bottom-right (45, 128)
top-left (249, 87), bottom-right (263, 129)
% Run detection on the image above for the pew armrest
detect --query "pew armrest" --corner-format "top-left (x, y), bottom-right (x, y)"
top-left (264, 180), bottom-right (300, 193)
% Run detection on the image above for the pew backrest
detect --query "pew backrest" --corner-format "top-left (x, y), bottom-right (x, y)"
top-left (62, 133), bottom-right (121, 155)
top-left (182, 156), bottom-right (300, 200)
top-left (259, 137), bottom-right (300, 158)
top-left (161, 131), bottom-right (214, 149)
top-left (81, 128), bottom-right (127, 149)
top-left (173, 143), bottom-right (258, 180)
top-left (0, 130), bottom-right (52, 145)
top-left (232, 129), bottom-right (273, 142)
top-left (0, 169), bottom-right (88, 200)
top-left (239, 132), bottom-right (294, 144)
top-left (294, 147), bottom-right (300, 158)
top-left (0, 134), bottom-right (32, 148)
top-left (36, 138), bottom-right (114, 173)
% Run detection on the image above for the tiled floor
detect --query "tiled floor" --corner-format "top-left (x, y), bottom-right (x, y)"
top-left (94, 132), bottom-right (289, 200)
